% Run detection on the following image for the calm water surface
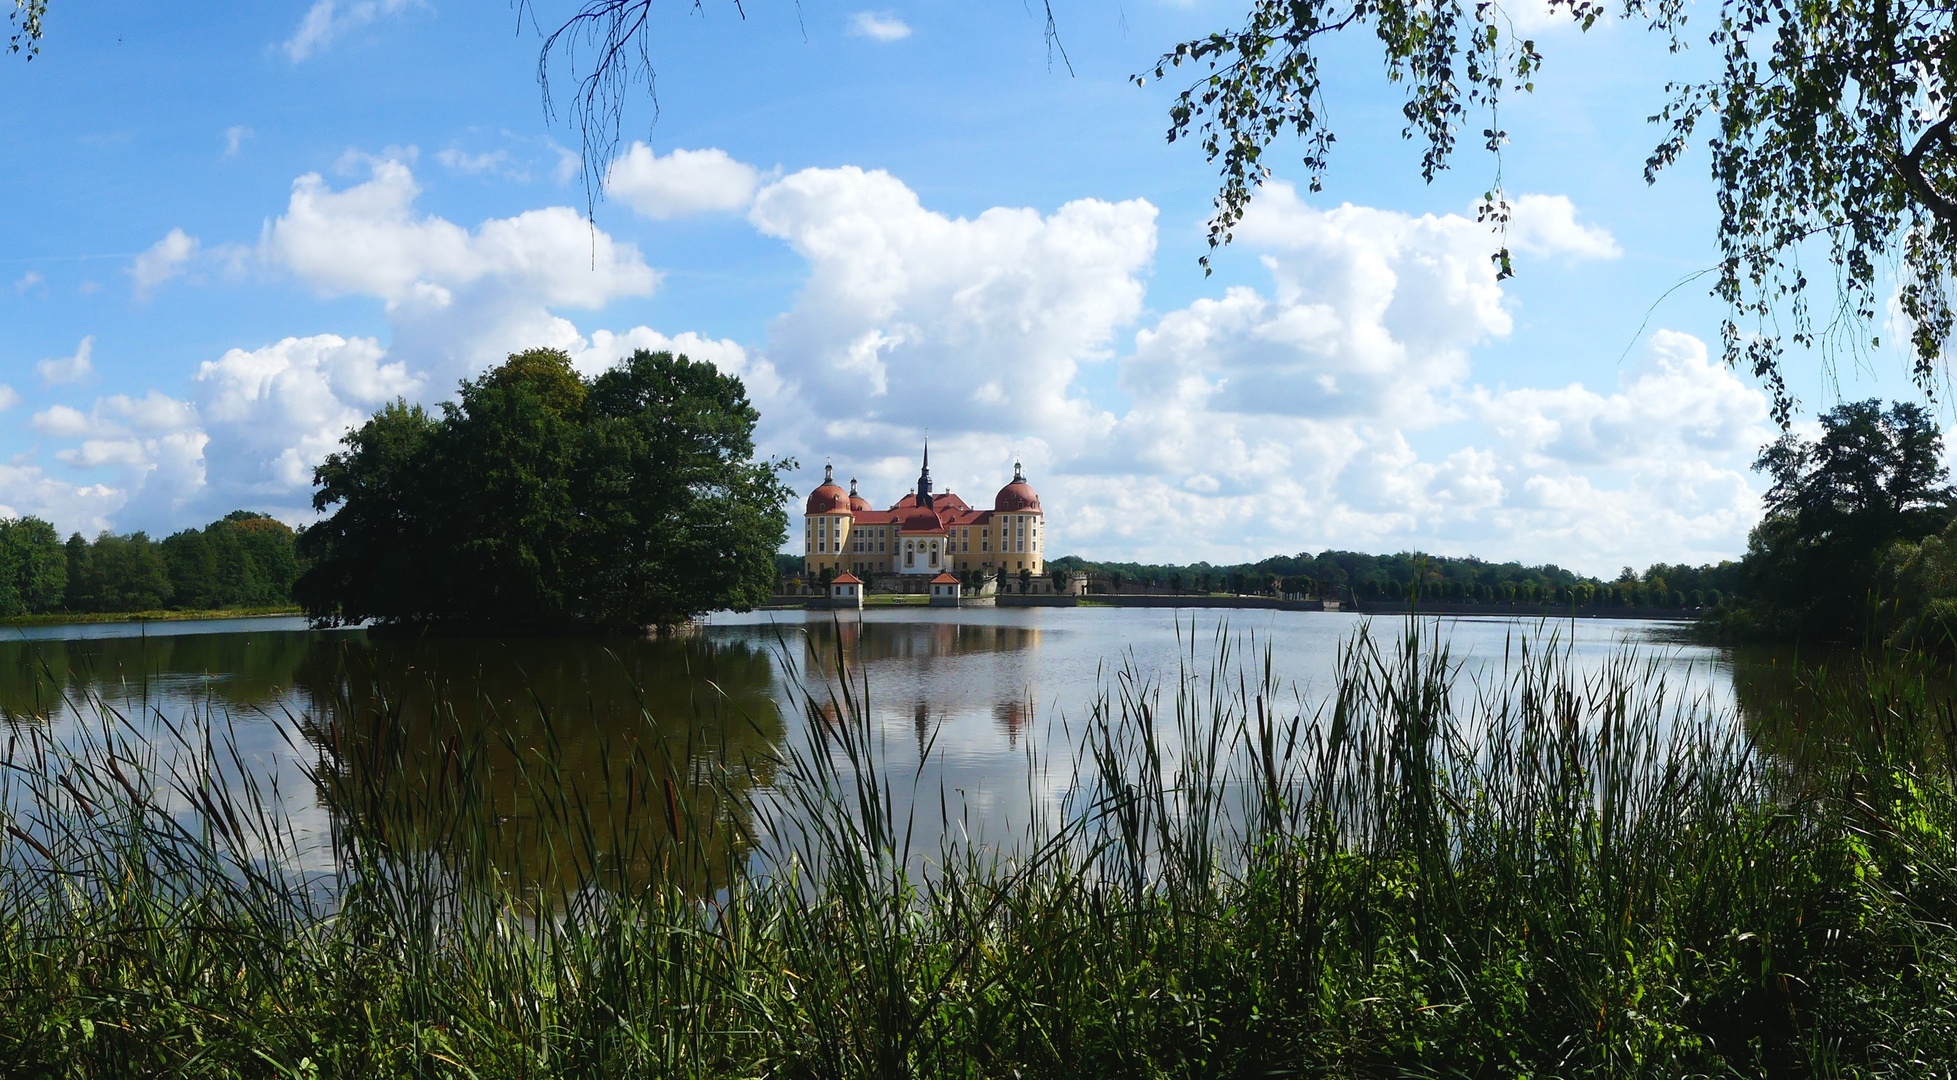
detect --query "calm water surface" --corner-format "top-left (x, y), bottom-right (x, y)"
top-left (0, 609), bottom-right (1737, 877)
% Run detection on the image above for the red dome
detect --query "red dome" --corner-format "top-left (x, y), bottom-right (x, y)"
top-left (993, 482), bottom-right (1040, 512)
top-left (994, 460), bottom-right (1041, 512)
top-left (806, 483), bottom-right (850, 515)
top-left (848, 493), bottom-right (872, 512)
top-left (805, 464), bottom-right (850, 515)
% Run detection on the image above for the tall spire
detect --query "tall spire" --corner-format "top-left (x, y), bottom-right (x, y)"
top-left (915, 436), bottom-right (934, 508)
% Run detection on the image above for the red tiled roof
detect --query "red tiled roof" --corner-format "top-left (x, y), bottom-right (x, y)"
top-left (891, 492), bottom-right (971, 512)
top-left (930, 572), bottom-right (959, 584)
top-left (814, 482), bottom-right (1041, 529)
top-left (831, 572), bottom-right (862, 584)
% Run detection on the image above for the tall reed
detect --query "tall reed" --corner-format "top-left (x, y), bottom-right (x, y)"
top-left (2, 618), bottom-right (1954, 1077)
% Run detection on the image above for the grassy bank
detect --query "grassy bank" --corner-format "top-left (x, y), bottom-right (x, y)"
top-left (2, 622), bottom-right (1955, 1076)
top-left (0, 605), bottom-right (302, 628)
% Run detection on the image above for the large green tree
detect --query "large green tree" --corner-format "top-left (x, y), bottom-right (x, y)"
top-left (1740, 399), bottom-right (1956, 636)
top-left (296, 348), bottom-right (792, 631)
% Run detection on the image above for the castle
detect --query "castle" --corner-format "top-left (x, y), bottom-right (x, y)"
top-left (802, 444), bottom-right (1045, 581)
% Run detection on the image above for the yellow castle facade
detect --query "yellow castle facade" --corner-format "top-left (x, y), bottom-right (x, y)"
top-left (802, 444), bottom-right (1046, 580)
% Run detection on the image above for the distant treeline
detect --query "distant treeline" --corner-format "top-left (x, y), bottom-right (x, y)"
top-left (1048, 551), bottom-right (1740, 609)
top-left (0, 512), bottom-right (301, 617)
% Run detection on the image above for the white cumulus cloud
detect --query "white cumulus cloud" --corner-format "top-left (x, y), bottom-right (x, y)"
top-left (29, 388), bottom-right (208, 527)
top-left (196, 334), bottom-right (420, 502)
top-left (606, 144), bottom-right (762, 219)
top-left (0, 464), bottom-right (122, 536)
top-left (283, 0), bottom-right (413, 63)
top-left (132, 229), bottom-right (199, 298)
top-left (32, 405), bottom-right (92, 438)
top-left (749, 164), bottom-right (1154, 456)
top-left (848, 11), bottom-right (913, 41)
top-left (38, 337), bottom-right (94, 386)
top-left (1503, 193), bottom-right (1622, 261)
top-left (262, 156), bottom-right (660, 388)
top-left (266, 158), bottom-right (656, 309)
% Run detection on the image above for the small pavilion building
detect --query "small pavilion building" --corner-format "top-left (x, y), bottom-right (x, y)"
top-left (928, 572), bottom-right (961, 607)
top-left (828, 571), bottom-right (864, 609)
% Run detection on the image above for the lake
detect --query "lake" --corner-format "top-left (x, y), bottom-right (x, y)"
top-left (0, 608), bottom-right (1751, 887)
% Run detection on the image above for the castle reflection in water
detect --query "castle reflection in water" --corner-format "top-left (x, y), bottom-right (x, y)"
top-left (800, 618), bottom-right (1043, 751)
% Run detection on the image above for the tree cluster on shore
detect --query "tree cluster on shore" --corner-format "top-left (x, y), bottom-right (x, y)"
top-left (1049, 551), bottom-right (1737, 610)
top-left (0, 512), bottom-right (301, 618)
top-left (296, 348), bottom-right (792, 632)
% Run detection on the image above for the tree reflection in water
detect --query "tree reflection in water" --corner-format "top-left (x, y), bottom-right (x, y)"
top-left (1726, 643), bottom-right (1957, 772)
top-left (0, 631), bottom-right (322, 720)
top-left (294, 634), bottom-right (785, 903)
top-left (0, 629), bottom-right (786, 903)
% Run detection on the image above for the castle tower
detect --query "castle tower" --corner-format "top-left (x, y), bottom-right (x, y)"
top-left (914, 438), bottom-right (934, 509)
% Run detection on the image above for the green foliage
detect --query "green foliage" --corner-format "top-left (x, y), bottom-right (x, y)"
top-left (1063, 548), bottom-right (1739, 608)
top-left (1736, 399), bottom-right (1955, 639)
top-left (43, 513), bottom-right (304, 617)
top-left (1877, 517), bottom-right (1957, 650)
top-left (161, 513), bottom-right (303, 610)
top-left (64, 531), bottom-right (173, 613)
top-left (1146, 0), bottom-right (1568, 277)
top-left (296, 348), bottom-right (793, 631)
top-left (0, 517), bottom-right (64, 617)
top-left (6, 0), bottom-right (46, 59)
top-left (1645, 0), bottom-right (1957, 413)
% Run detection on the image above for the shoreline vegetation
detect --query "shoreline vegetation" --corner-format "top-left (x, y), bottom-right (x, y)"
top-left (0, 511), bottom-right (304, 622)
top-left (0, 606), bottom-right (301, 628)
top-left (2, 620), bottom-right (1954, 1075)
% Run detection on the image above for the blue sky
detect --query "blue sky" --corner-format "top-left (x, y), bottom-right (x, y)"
top-left (0, 0), bottom-right (1932, 573)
